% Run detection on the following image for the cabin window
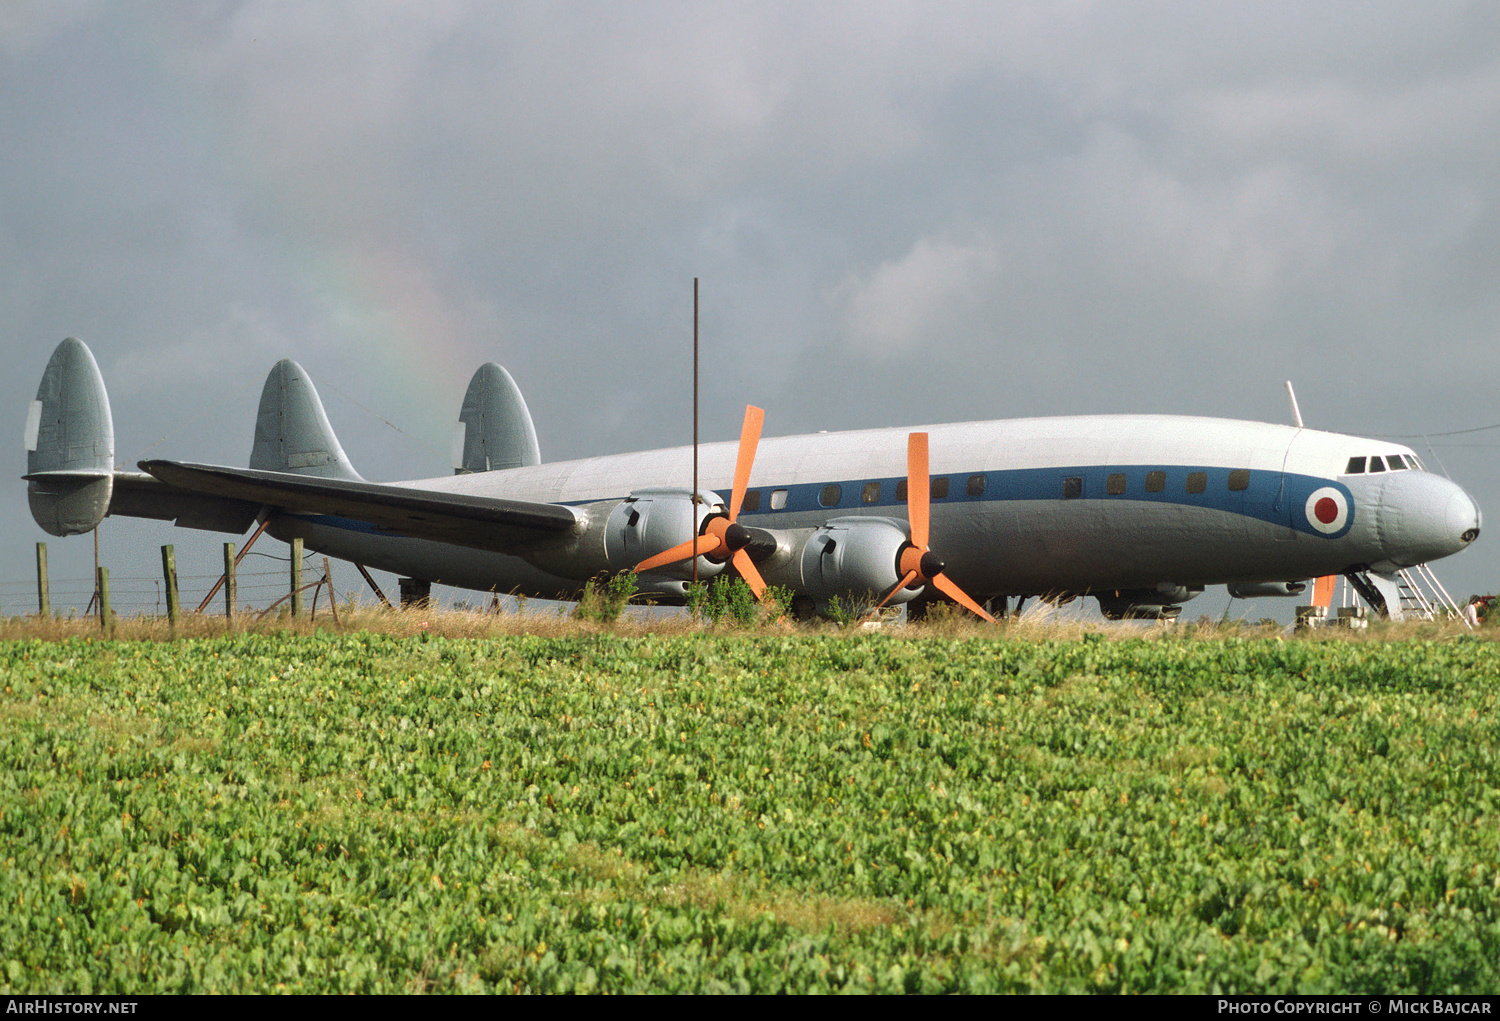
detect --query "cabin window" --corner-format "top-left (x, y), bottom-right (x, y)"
top-left (1186, 472), bottom-right (1206, 495)
top-left (1145, 471), bottom-right (1165, 493)
top-left (820, 484), bottom-right (842, 507)
top-left (967, 474), bottom-right (986, 497)
top-left (769, 489), bottom-right (788, 510)
top-left (1062, 476), bottom-right (1083, 500)
top-left (1346, 456), bottom-right (1366, 474)
top-left (1228, 469), bottom-right (1250, 492)
top-left (741, 489), bottom-right (761, 512)
top-left (1106, 473), bottom-right (1126, 495)
top-left (931, 477), bottom-right (950, 499)
top-left (895, 480), bottom-right (907, 501)
top-left (1368, 456), bottom-right (1385, 473)
top-left (862, 482), bottom-right (881, 504)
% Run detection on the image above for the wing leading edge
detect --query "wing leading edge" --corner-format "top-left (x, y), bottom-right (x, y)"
top-left (137, 460), bottom-right (582, 553)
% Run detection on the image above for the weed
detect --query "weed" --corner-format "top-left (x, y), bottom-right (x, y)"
top-left (572, 573), bottom-right (637, 624)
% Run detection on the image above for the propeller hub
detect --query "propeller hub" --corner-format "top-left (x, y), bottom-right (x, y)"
top-left (919, 549), bottom-right (945, 580)
top-left (723, 520), bottom-right (751, 553)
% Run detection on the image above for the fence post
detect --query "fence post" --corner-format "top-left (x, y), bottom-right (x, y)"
top-left (324, 558), bottom-right (339, 626)
top-left (223, 542), bottom-right (237, 624)
top-left (161, 545), bottom-right (180, 627)
top-left (97, 566), bottom-right (112, 635)
top-left (290, 537), bottom-right (303, 619)
top-left (36, 542), bottom-right (50, 617)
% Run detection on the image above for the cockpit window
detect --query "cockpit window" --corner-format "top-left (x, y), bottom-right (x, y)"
top-left (1346, 456), bottom-right (1366, 474)
top-left (1386, 454), bottom-right (1406, 470)
top-left (1368, 456), bottom-right (1385, 473)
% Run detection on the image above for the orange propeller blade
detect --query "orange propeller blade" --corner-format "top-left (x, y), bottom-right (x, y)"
top-left (728, 406), bottom-right (764, 520)
top-left (635, 535), bottom-right (714, 574)
top-left (932, 572), bottom-right (997, 623)
top-left (872, 569), bottom-right (921, 612)
top-left (907, 432), bottom-right (930, 550)
top-left (731, 549), bottom-right (768, 599)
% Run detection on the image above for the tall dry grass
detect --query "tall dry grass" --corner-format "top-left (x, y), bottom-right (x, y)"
top-left (0, 600), bottom-right (1489, 643)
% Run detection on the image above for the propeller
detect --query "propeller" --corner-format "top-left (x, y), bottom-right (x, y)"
top-left (633, 405), bottom-right (768, 597)
top-left (874, 432), bottom-right (996, 622)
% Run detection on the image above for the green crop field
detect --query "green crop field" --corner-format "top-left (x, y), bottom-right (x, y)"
top-left (3, 624), bottom-right (1499, 993)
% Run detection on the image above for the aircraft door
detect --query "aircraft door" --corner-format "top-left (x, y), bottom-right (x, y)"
top-left (1271, 434), bottom-right (1301, 541)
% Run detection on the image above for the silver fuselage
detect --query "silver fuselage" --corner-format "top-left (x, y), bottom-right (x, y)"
top-left (272, 414), bottom-right (1481, 601)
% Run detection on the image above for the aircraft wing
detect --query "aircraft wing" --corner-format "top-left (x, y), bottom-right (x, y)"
top-left (136, 459), bottom-right (582, 553)
top-left (111, 470), bottom-right (263, 533)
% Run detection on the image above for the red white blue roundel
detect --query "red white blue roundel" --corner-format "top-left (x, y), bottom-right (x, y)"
top-left (1305, 487), bottom-right (1349, 535)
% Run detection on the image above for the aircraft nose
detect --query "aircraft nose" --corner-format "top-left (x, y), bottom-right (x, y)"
top-left (1448, 487), bottom-right (1482, 547)
top-left (1376, 472), bottom-right (1481, 567)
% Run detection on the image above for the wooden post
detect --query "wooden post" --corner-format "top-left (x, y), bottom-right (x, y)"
top-left (97, 566), bottom-right (112, 635)
top-left (289, 538), bottom-right (304, 619)
top-left (196, 518), bottom-right (270, 613)
top-left (354, 563), bottom-right (392, 609)
top-left (223, 542), bottom-right (237, 623)
top-left (35, 543), bottom-right (50, 617)
top-left (324, 558), bottom-right (339, 626)
top-left (161, 545), bottom-right (180, 627)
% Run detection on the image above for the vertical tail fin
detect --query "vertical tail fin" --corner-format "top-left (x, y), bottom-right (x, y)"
top-left (452, 363), bottom-right (540, 473)
top-left (249, 359), bottom-right (363, 480)
top-left (24, 338), bottom-right (115, 536)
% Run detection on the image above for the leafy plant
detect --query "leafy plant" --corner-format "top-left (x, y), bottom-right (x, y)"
top-left (572, 572), bottom-right (637, 623)
top-left (5, 632), bottom-right (1500, 992)
top-left (686, 577), bottom-right (760, 627)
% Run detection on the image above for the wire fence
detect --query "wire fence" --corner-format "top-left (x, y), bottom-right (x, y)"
top-left (0, 565), bottom-right (340, 618)
top-left (0, 538), bottom-right (397, 621)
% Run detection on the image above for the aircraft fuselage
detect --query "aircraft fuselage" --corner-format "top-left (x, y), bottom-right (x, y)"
top-left (273, 413), bottom-right (1481, 603)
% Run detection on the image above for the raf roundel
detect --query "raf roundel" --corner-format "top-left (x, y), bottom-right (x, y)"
top-left (1304, 487), bottom-right (1349, 535)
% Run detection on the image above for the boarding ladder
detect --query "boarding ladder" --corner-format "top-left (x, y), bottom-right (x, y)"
top-left (1334, 565), bottom-right (1469, 628)
top-left (1395, 564), bottom-right (1466, 625)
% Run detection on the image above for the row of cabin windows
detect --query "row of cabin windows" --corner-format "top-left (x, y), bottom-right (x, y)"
top-left (1066, 469), bottom-right (1249, 500)
top-left (740, 475), bottom-right (988, 512)
top-left (739, 468), bottom-right (1250, 512)
top-left (1345, 454), bottom-right (1417, 474)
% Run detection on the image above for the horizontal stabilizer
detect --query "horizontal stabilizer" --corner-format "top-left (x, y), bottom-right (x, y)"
top-left (250, 359), bottom-right (362, 480)
top-left (453, 363), bottom-right (541, 473)
top-left (25, 338), bottom-right (114, 535)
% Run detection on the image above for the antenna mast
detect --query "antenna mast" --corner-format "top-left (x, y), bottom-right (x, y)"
top-left (692, 278), bottom-right (700, 587)
top-left (1284, 380), bottom-right (1305, 429)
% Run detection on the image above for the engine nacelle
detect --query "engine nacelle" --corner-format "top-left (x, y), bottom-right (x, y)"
top-left (797, 517), bottom-right (919, 610)
top-left (1096, 584), bottom-right (1203, 621)
top-left (1227, 581), bottom-right (1308, 598)
top-left (603, 488), bottom-right (728, 597)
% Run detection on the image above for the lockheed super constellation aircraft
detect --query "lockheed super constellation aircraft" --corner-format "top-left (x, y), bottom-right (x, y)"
top-left (24, 338), bottom-right (1481, 620)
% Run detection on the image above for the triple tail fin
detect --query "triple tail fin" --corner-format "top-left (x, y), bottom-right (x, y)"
top-left (452, 363), bottom-right (540, 474)
top-left (249, 359), bottom-right (363, 480)
top-left (24, 338), bottom-right (114, 536)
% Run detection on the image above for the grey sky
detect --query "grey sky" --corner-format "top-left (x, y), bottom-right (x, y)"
top-left (5, 1), bottom-right (1498, 617)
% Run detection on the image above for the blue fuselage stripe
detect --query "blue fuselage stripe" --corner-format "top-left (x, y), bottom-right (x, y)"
top-left (728, 464), bottom-right (1350, 538)
top-left (290, 464), bottom-right (1354, 541)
